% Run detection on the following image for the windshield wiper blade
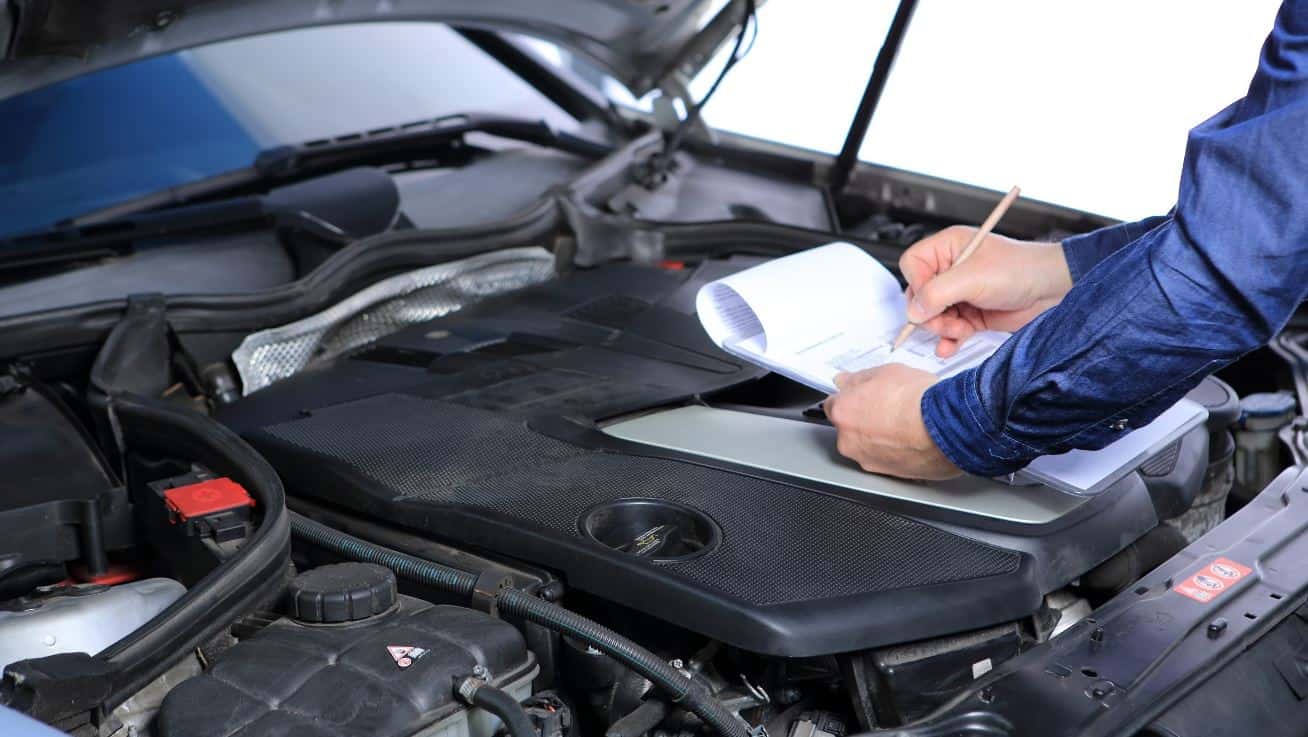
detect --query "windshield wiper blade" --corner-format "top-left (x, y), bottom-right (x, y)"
top-left (0, 114), bottom-right (613, 272)
top-left (0, 194), bottom-right (353, 275)
top-left (0, 164), bottom-right (408, 274)
top-left (71, 113), bottom-right (612, 226)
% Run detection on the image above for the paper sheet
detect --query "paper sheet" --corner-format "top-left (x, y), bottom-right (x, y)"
top-left (695, 241), bottom-right (1209, 496)
top-left (1019, 399), bottom-right (1209, 495)
top-left (696, 242), bottom-right (999, 392)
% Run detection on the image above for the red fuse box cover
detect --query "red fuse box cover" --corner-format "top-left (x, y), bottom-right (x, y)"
top-left (164, 478), bottom-right (255, 522)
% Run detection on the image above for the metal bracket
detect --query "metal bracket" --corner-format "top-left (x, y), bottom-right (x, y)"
top-left (651, 74), bottom-right (717, 146)
top-left (648, 0), bottom-right (765, 141)
top-left (471, 567), bottom-right (515, 615)
top-left (830, 0), bottom-right (920, 194)
top-left (652, 0), bottom-right (764, 90)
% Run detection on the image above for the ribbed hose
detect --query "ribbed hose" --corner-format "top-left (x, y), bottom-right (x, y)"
top-left (289, 513), bottom-right (753, 737)
top-left (497, 588), bottom-right (749, 737)
top-left (291, 513), bottom-right (477, 597)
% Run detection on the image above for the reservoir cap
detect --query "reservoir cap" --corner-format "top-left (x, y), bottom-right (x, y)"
top-left (286, 562), bottom-right (396, 624)
top-left (1238, 392), bottom-right (1296, 431)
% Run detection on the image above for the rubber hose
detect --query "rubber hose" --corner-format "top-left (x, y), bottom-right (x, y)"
top-left (98, 393), bottom-right (291, 710)
top-left (1080, 524), bottom-right (1189, 598)
top-left (496, 589), bottom-right (749, 737)
top-left (288, 513), bottom-right (752, 737)
top-left (460, 678), bottom-right (539, 737)
top-left (290, 513), bottom-right (477, 597)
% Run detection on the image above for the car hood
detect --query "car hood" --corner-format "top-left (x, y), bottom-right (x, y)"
top-left (0, 0), bottom-right (748, 101)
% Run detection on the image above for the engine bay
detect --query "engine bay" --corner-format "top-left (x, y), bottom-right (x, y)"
top-left (0, 135), bottom-right (1302, 737)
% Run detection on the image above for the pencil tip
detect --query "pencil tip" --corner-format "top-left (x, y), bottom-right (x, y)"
top-left (891, 323), bottom-right (915, 350)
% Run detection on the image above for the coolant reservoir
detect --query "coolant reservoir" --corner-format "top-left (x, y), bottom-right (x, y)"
top-left (0, 578), bottom-right (185, 671)
top-left (1234, 392), bottom-right (1297, 497)
top-left (156, 563), bottom-right (537, 737)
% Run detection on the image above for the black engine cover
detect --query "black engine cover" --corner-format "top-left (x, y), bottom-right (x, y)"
top-left (222, 260), bottom-right (1167, 656)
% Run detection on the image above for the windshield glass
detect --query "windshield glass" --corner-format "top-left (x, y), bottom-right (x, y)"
top-left (0, 23), bottom-right (577, 238)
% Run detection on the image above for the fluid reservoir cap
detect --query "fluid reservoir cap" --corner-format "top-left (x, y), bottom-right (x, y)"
top-left (286, 563), bottom-right (396, 624)
top-left (1238, 392), bottom-right (1297, 431)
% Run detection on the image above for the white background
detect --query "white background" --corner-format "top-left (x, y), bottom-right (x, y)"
top-left (694, 0), bottom-right (1282, 220)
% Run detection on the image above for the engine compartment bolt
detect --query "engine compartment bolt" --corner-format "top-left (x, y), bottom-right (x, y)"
top-left (1207, 618), bottom-right (1228, 639)
top-left (472, 664), bottom-right (489, 678)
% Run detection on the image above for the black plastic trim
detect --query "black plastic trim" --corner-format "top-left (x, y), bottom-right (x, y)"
top-left (0, 199), bottom-right (561, 360)
top-left (249, 423), bottom-right (1040, 658)
top-left (96, 394), bottom-right (291, 711)
top-left (859, 467), bottom-right (1308, 737)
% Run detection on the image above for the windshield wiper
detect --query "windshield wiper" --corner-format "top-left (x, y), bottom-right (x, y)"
top-left (0, 114), bottom-right (613, 271)
top-left (75, 113), bottom-right (612, 225)
top-left (0, 187), bottom-right (360, 274)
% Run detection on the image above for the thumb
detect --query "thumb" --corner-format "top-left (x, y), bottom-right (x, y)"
top-left (907, 267), bottom-right (984, 323)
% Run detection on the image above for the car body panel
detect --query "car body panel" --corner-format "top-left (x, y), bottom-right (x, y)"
top-left (0, 0), bottom-right (747, 100)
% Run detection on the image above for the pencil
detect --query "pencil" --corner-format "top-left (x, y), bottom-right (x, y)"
top-left (890, 185), bottom-right (1022, 350)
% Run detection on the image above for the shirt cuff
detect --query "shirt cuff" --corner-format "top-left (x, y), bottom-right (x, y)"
top-left (921, 368), bottom-right (1036, 478)
top-left (1061, 213), bottom-right (1172, 282)
top-left (1061, 231), bottom-right (1105, 283)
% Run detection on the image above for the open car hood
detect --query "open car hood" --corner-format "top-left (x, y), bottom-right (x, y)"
top-left (0, 0), bottom-right (748, 101)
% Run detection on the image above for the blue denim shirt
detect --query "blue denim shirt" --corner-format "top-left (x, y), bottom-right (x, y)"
top-left (922, 1), bottom-right (1308, 477)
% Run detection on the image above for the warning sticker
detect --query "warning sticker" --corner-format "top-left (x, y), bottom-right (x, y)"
top-left (387, 645), bottom-right (429, 669)
top-left (1173, 557), bottom-right (1252, 604)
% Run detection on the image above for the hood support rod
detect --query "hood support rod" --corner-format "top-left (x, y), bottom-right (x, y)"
top-left (829, 0), bottom-right (919, 195)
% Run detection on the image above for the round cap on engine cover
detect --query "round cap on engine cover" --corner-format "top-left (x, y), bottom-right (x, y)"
top-left (286, 563), bottom-right (396, 623)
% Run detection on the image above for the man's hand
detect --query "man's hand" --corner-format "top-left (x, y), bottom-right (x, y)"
top-left (823, 364), bottom-right (961, 480)
top-left (900, 225), bottom-right (1073, 357)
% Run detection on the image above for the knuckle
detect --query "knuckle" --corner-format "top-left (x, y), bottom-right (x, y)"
top-left (917, 280), bottom-right (941, 310)
top-left (829, 401), bottom-right (853, 426)
top-left (836, 436), bottom-right (854, 457)
top-left (829, 405), bottom-right (845, 426)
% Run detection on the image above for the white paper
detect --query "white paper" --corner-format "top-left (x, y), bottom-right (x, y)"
top-left (1019, 399), bottom-right (1209, 495)
top-left (696, 242), bottom-right (1002, 393)
top-left (695, 241), bottom-right (1209, 496)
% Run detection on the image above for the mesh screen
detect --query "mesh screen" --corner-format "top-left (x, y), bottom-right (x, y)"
top-left (266, 394), bottom-right (583, 493)
top-left (232, 247), bottom-right (554, 394)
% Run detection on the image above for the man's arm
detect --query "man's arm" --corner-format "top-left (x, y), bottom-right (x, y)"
top-left (1060, 213), bottom-right (1171, 282)
top-left (923, 1), bottom-right (1308, 477)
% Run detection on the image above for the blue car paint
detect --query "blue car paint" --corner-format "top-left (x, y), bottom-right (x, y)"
top-left (0, 54), bottom-right (258, 238)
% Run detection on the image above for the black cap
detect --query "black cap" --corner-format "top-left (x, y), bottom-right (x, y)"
top-left (286, 562), bottom-right (397, 623)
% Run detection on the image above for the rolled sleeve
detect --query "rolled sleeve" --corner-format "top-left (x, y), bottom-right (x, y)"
top-left (919, 1), bottom-right (1308, 476)
top-left (921, 368), bottom-right (1034, 477)
top-left (1061, 213), bottom-right (1171, 282)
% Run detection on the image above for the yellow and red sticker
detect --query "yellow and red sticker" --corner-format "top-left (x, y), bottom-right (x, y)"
top-left (1173, 557), bottom-right (1253, 604)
